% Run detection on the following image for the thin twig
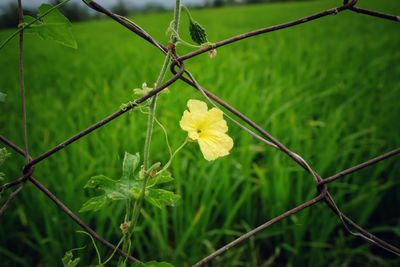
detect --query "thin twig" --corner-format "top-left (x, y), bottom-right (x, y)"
top-left (0, 175), bottom-right (26, 192)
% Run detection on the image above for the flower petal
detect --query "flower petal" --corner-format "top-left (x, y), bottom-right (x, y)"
top-left (180, 110), bottom-right (198, 133)
top-left (202, 108), bottom-right (228, 133)
top-left (198, 130), bottom-right (234, 161)
top-left (188, 99), bottom-right (208, 115)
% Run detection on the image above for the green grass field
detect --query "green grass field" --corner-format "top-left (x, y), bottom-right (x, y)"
top-left (1, 0), bottom-right (400, 266)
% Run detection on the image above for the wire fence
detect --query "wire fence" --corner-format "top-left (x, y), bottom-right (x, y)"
top-left (1, 0), bottom-right (400, 265)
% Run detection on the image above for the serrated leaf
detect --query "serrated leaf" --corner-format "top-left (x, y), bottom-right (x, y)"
top-left (80, 175), bottom-right (141, 212)
top-left (122, 152), bottom-right (140, 183)
top-left (0, 92), bottom-right (6, 102)
top-left (24, 4), bottom-right (77, 49)
top-left (62, 250), bottom-right (80, 267)
top-left (80, 152), bottom-right (143, 213)
top-left (81, 151), bottom-right (179, 213)
top-left (132, 261), bottom-right (174, 267)
top-left (145, 189), bottom-right (180, 209)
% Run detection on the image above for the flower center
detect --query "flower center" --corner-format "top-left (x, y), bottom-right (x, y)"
top-left (196, 129), bottom-right (204, 138)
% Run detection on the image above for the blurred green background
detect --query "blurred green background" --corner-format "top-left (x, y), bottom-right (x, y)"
top-left (0, 0), bottom-right (400, 266)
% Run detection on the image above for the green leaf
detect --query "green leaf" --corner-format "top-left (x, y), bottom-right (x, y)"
top-left (80, 151), bottom-right (180, 212)
top-left (132, 261), bottom-right (174, 267)
top-left (145, 189), bottom-right (180, 209)
top-left (24, 4), bottom-right (77, 49)
top-left (148, 171), bottom-right (174, 186)
top-left (62, 250), bottom-right (80, 267)
top-left (85, 174), bottom-right (137, 200)
top-left (80, 174), bottom-right (141, 212)
top-left (0, 92), bottom-right (6, 102)
top-left (80, 152), bottom-right (143, 213)
top-left (79, 195), bottom-right (108, 212)
top-left (24, 15), bottom-right (39, 25)
top-left (122, 152), bottom-right (140, 183)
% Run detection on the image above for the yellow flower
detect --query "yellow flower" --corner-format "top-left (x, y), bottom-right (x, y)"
top-left (180, 99), bottom-right (233, 161)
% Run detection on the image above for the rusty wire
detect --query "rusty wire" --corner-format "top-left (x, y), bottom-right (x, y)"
top-left (1, 0), bottom-right (400, 265)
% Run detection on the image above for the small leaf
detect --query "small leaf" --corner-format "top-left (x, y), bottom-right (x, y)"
top-left (0, 92), bottom-right (6, 102)
top-left (133, 84), bottom-right (153, 97)
top-left (24, 4), bottom-right (77, 49)
top-left (122, 152), bottom-right (140, 183)
top-left (62, 250), bottom-right (80, 267)
top-left (145, 189), bottom-right (180, 209)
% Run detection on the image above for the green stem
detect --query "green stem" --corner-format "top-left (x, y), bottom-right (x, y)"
top-left (158, 138), bottom-right (188, 174)
top-left (143, 53), bottom-right (171, 169)
top-left (181, 5), bottom-right (194, 21)
top-left (119, 0), bottom-right (182, 264)
top-left (140, 64), bottom-right (167, 218)
top-left (171, 0), bottom-right (182, 44)
top-left (77, 230), bottom-right (102, 265)
top-left (143, 0), bottom-right (180, 169)
top-left (101, 236), bottom-right (125, 265)
top-left (0, 0), bottom-right (71, 51)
